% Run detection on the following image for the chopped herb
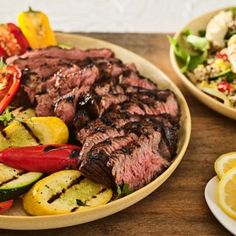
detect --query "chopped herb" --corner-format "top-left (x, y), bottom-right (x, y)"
top-left (225, 29), bottom-right (236, 40)
top-left (0, 107), bottom-right (13, 126)
top-left (198, 30), bottom-right (206, 37)
top-left (69, 149), bottom-right (80, 159)
top-left (226, 71), bottom-right (236, 83)
top-left (116, 184), bottom-right (133, 198)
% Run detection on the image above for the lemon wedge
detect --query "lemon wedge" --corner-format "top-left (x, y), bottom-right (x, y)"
top-left (214, 152), bottom-right (236, 179)
top-left (218, 167), bottom-right (236, 219)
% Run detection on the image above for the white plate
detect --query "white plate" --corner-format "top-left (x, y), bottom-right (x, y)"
top-left (205, 176), bottom-right (236, 235)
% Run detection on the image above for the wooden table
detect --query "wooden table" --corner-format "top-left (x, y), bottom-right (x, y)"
top-left (1, 33), bottom-right (235, 236)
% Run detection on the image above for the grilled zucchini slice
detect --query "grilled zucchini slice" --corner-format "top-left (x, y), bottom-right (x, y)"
top-left (23, 170), bottom-right (113, 215)
top-left (0, 164), bottom-right (43, 201)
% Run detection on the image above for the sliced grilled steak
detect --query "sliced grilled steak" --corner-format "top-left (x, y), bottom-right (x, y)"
top-left (115, 91), bottom-right (179, 119)
top-left (78, 121), bottom-right (171, 190)
top-left (108, 130), bottom-right (169, 190)
top-left (7, 46), bottom-right (114, 64)
top-left (76, 112), bottom-right (140, 143)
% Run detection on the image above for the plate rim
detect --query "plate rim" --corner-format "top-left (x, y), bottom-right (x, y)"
top-left (169, 6), bottom-right (236, 120)
top-left (205, 176), bottom-right (236, 235)
top-left (0, 33), bottom-right (191, 230)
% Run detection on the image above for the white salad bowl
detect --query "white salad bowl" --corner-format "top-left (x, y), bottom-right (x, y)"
top-left (170, 7), bottom-right (236, 120)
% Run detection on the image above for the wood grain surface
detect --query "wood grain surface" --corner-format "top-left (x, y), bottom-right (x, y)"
top-left (0, 33), bottom-right (234, 236)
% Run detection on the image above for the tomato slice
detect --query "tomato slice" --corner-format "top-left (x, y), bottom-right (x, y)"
top-left (7, 23), bottom-right (30, 54)
top-left (0, 23), bottom-right (30, 57)
top-left (0, 199), bottom-right (13, 214)
top-left (0, 64), bottom-right (21, 114)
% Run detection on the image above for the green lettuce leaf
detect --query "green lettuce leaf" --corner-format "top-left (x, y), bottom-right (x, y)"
top-left (186, 35), bottom-right (209, 52)
top-left (168, 35), bottom-right (208, 73)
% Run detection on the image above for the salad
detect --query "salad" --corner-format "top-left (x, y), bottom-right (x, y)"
top-left (170, 8), bottom-right (236, 108)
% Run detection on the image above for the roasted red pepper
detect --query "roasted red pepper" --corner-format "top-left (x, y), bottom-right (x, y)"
top-left (217, 81), bottom-right (233, 93)
top-left (0, 144), bottom-right (81, 173)
top-left (216, 52), bottom-right (228, 60)
top-left (0, 23), bottom-right (30, 57)
top-left (0, 199), bottom-right (13, 214)
top-left (0, 63), bottom-right (21, 114)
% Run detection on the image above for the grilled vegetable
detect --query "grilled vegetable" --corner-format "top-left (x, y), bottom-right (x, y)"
top-left (0, 107), bottom-right (35, 127)
top-left (10, 107), bottom-right (35, 122)
top-left (0, 116), bottom-right (69, 150)
top-left (23, 170), bottom-right (113, 215)
top-left (0, 63), bottom-right (21, 114)
top-left (18, 7), bottom-right (57, 49)
top-left (0, 144), bottom-right (80, 173)
top-left (0, 23), bottom-right (30, 57)
top-left (2, 121), bottom-right (37, 148)
top-left (0, 199), bottom-right (13, 213)
top-left (0, 163), bottom-right (42, 201)
top-left (25, 117), bottom-right (68, 144)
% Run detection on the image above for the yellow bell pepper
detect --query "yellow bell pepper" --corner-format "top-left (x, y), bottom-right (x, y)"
top-left (17, 7), bottom-right (57, 49)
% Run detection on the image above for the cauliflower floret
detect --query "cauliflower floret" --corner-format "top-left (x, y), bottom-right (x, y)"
top-left (206, 11), bottom-right (233, 48)
top-left (228, 34), bottom-right (236, 46)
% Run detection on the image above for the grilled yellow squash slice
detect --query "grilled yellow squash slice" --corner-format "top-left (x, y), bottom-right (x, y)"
top-left (25, 117), bottom-right (68, 144)
top-left (0, 116), bottom-right (69, 150)
top-left (23, 170), bottom-right (113, 215)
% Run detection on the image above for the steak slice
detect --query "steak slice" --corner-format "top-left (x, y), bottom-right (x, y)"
top-left (34, 65), bottom-right (100, 124)
top-left (76, 112), bottom-right (140, 143)
top-left (119, 71), bottom-right (157, 90)
top-left (78, 121), bottom-right (171, 190)
top-left (78, 126), bottom-right (125, 164)
top-left (108, 130), bottom-right (169, 190)
top-left (7, 46), bottom-right (114, 64)
top-left (115, 91), bottom-right (179, 120)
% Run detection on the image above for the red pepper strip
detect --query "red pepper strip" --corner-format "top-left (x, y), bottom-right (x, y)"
top-left (7, 23), bottom-right (30, 54)
top-left (0, 64), bottom-right (21, 114)
top-left (0, 144), bottom-right (81, 173)
top-left (0, 48), bottom-right (7, 57)
top-left (0, 199), bottom-right (13, 214)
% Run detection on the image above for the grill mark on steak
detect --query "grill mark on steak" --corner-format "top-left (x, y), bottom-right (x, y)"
top-left (78, 127), bottom-right (125, 165)
top-left (77, 112), bottom-right (141, 143)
